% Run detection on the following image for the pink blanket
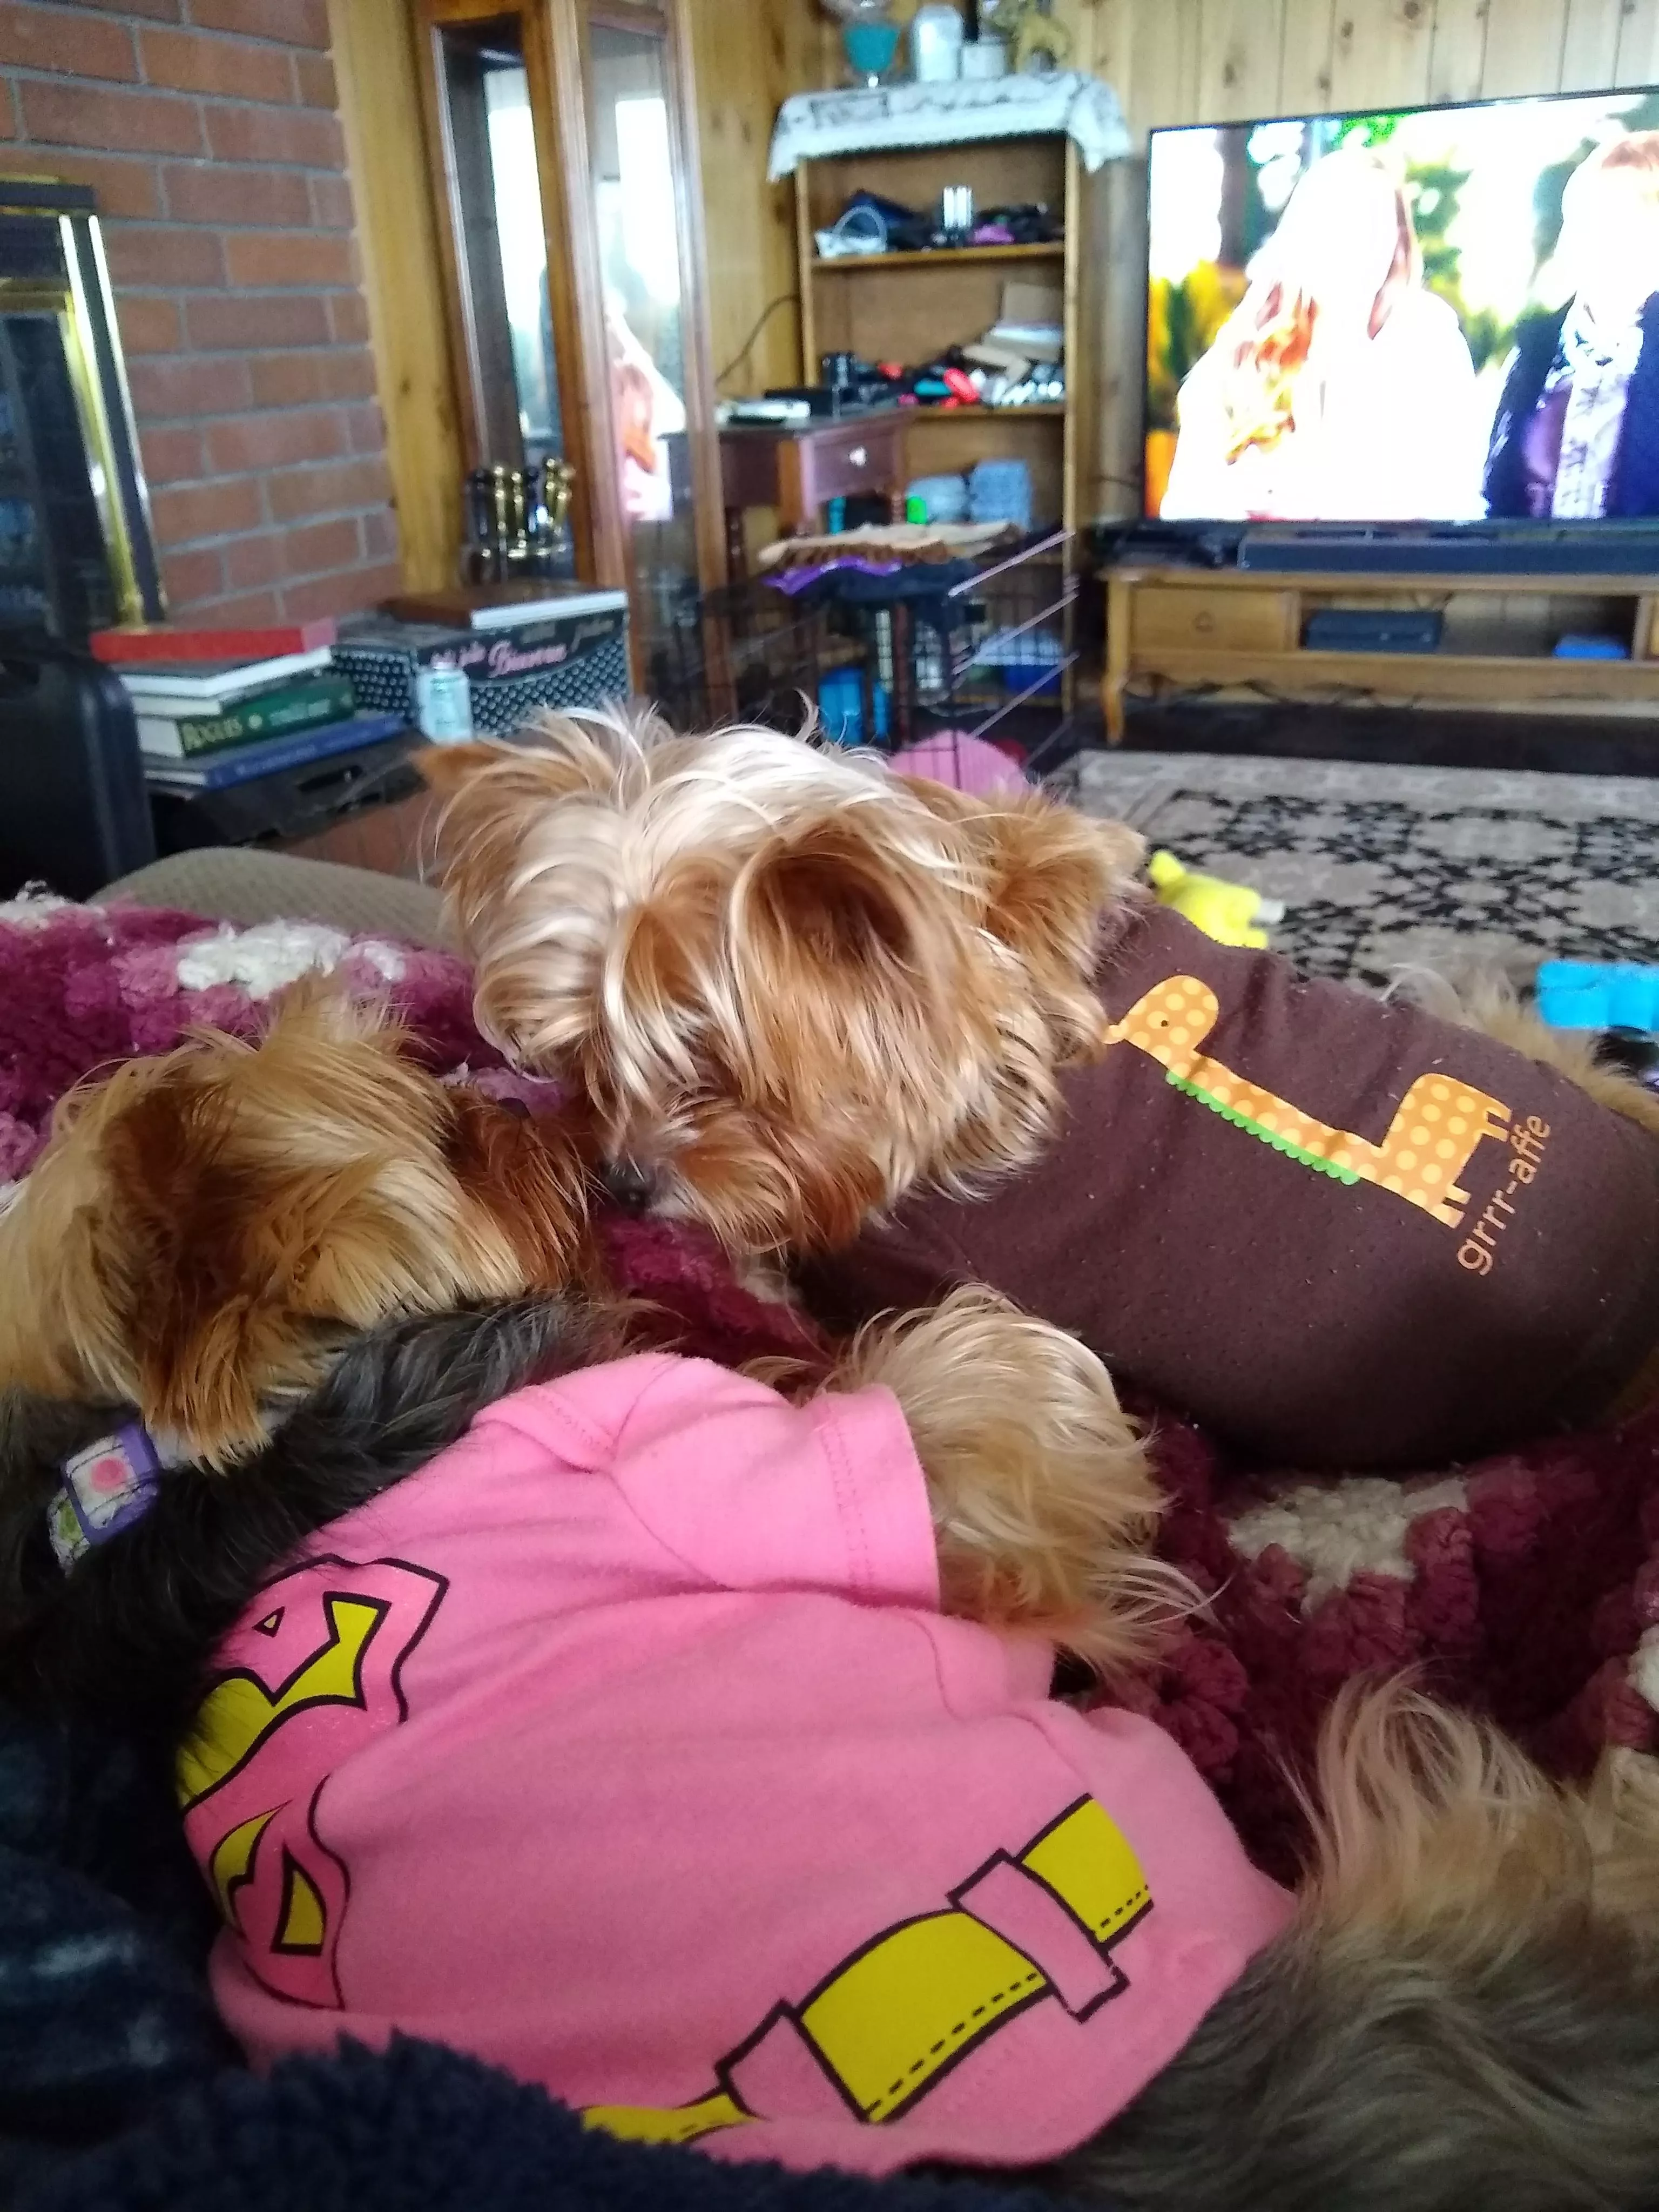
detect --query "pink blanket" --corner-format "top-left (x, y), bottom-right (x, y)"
top-left (4, 895), bottom-right (1656, 1879)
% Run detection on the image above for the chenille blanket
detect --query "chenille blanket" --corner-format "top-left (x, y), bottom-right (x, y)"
top-left (3, 889), bottom-right (1658, 1893)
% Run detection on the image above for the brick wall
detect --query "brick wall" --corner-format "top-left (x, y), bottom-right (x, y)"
top-left (0, 0), bottom-right (402, 625)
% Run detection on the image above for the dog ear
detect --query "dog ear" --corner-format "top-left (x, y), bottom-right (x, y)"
top-left (981, 797), bottom-right (1143, 960)
top-left (441, 1089), bottom-right (596, 1288)
top-left (98, 1074), bottom-right (295, 1464)
top-left (898, 781), bottom-right (1137, 1060)
top-left (255, 973), bottom-right (404, 1052)
top-left (738, 815), bottom-right (960, 994)
top-left (95, 1031), bottom-right (427, 1466)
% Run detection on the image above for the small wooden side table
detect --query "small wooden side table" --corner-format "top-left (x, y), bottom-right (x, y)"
top-left (720, 409), bottom-right (908, 577)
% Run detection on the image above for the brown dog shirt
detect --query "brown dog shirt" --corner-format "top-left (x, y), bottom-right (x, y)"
top-left (800, 904), bottom-right (1659, 1471)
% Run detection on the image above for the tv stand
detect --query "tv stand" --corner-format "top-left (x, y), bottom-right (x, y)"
top-left (1101, 562), bottom-right (1659, 741)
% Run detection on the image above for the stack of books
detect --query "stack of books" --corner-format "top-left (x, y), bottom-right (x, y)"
top-left (91, 619), bottom-right (409, 791)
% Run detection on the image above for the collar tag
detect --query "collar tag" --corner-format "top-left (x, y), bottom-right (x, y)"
top-left (47, 1424), bottom-right (163, 1571)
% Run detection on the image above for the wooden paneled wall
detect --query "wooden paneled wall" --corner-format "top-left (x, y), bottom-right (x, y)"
top-left (1032, 0), bottom-right (1659, 142)
top-left (1089, 0), bottom-right (1659, 133)
top-left (687, 2), bottom-right (824, 396)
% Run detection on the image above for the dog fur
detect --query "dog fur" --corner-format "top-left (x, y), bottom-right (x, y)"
top-left (0, 987), bottom-right (1169, 1663)
top-left (0, 984), bottom-right (601, 1469)
top-left (422, 711), bottom-right (1143, 1252)
top-left (3, 987), bottom-right (1659, 2206)
top-left (424, 710), bottom-right (1659, 1467)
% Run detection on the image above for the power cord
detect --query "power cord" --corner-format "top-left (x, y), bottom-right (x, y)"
top-left (715, 294), bottom-right (798, 391)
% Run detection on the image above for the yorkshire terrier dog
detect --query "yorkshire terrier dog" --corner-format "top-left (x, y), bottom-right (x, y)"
top-left (3, 989), bottom-right (1659, 2207)
top-left (426, 711), bottom-right (1659, 1473)
top-left (0, 982), bottom-right (600, 1473)
top-left (0, 986), bottom-right (1167, 1695)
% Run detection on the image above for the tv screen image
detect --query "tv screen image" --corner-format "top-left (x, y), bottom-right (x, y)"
top-left (1145, 89), bottom-right (1659, 527)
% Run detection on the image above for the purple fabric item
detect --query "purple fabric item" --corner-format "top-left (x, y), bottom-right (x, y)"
top-left (765, 558), bottom-right (905, 596)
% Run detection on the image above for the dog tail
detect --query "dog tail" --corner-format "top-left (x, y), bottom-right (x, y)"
top-left (1056, 1678), bottom-right (1659, 2211)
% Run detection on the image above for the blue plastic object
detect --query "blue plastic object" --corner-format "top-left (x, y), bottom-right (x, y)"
top-left (967, 457), bottom-right (1033, 531)
top-left (1553, 632), bottom-right (1629, 659)
top-left (844, 22), bottom-right (901, 77)
top-left (905, 473), bottom-right (970, 525)
top-left (1536, 960), bottom-right (1659, 1031)
top-left (818, 667), bottom-right (890, 747)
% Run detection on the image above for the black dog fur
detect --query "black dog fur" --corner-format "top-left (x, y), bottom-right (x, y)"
top-left (0, 1297), bottom-right (613, 1744)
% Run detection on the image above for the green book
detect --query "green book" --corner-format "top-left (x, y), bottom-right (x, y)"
top-left (138, 671), bottom-right (356, 759)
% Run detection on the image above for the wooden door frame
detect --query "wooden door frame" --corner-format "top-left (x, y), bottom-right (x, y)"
top-left (584, 0), bottom-right (726, 604)
top-left (659, 0), bottom-right (726, 602)
top-left (541, 0), bottom-right (627, 593)
top-left (409, 0), bottom-right (720, 623)
top-left (412, 0), bottom-right (618, 587)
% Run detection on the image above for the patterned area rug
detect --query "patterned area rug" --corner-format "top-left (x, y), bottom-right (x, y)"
top-left (1072, 748), bottom-right (1659, 990)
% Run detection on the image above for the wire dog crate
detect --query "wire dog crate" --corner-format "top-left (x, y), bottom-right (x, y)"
top-left (653, 530), bottom-right (1081, 779)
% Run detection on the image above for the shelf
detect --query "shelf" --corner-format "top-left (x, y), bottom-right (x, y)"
top-left (1112, 563), bottom-right (1659, 594)
top-left (1132, 644), bottom-right (1659, 703)
top-left (813, 241), bottom-right (1064, 273)
top-left (907, 403), bottom-right (1067, 422)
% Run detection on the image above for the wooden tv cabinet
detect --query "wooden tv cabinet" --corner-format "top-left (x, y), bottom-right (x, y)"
top-left (1101, 563), bottom-right (1659, 741)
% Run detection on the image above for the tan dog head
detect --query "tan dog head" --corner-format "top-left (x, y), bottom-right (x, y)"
top-left (0, 985), bottom-right (595, 1467)
top-left (423, 709), bottom-right (1143, 1252)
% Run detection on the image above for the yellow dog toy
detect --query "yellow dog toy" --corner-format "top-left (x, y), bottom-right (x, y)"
top-left (1148, 849), bottom-right (1285, 950)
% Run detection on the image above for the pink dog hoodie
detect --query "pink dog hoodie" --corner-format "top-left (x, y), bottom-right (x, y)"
top-left (179, 1353), bottom-right (1292, 2176)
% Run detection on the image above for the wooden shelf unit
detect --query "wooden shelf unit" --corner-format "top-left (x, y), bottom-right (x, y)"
top-left (793, 132), bottom-right (1082, 545)
top-left (907, 401), bottom-right (1067, 420)
top-left (812, 240), bottom-right (1064, 273)
top-left (1102, 564), bottom-right (1659, 740)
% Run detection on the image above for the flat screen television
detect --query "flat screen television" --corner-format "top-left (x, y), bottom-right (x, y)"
top-left (1144, 88), bottom-right (1659, 528)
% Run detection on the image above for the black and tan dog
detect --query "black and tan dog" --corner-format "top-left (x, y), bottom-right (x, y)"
top-left (1, 989), bottom-right (1657, 2211)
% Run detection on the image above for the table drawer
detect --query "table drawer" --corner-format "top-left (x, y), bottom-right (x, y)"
top-left (1131, 586), bottom-right (1296, 653)
top-left (799, 420), bottom-right (906, 508)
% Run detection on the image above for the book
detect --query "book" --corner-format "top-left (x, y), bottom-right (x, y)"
top-left (92, 618), bottom-right (339, 665)
top-left (138, 672), bottom-right (358, 760)
top-left (118, 646), bottom-right (335, 714)
top-left (141, 712), bottom-right (410, 792)
top-left (383, 584), bottom-right (629, 632)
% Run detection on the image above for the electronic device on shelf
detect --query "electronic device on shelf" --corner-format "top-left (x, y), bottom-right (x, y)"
top-left (721, 399), bottom-right (813, 426)
top-left (1141, 84), bottom-right (1659, 558)
top-left (1238, 526), bottom-right (1659, 576)
top-left (1095, 520), bottom-right (1241, 568)
top-left (1303, 607), bottom-right (1444, 652)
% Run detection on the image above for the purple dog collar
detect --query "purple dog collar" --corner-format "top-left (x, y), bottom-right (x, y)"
top-left (47, 1422), bottom-right (163, 1570)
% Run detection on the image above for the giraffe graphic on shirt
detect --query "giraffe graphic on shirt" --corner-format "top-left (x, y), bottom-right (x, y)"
top-left (1107, 976), bottom-right (1512, 1230)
